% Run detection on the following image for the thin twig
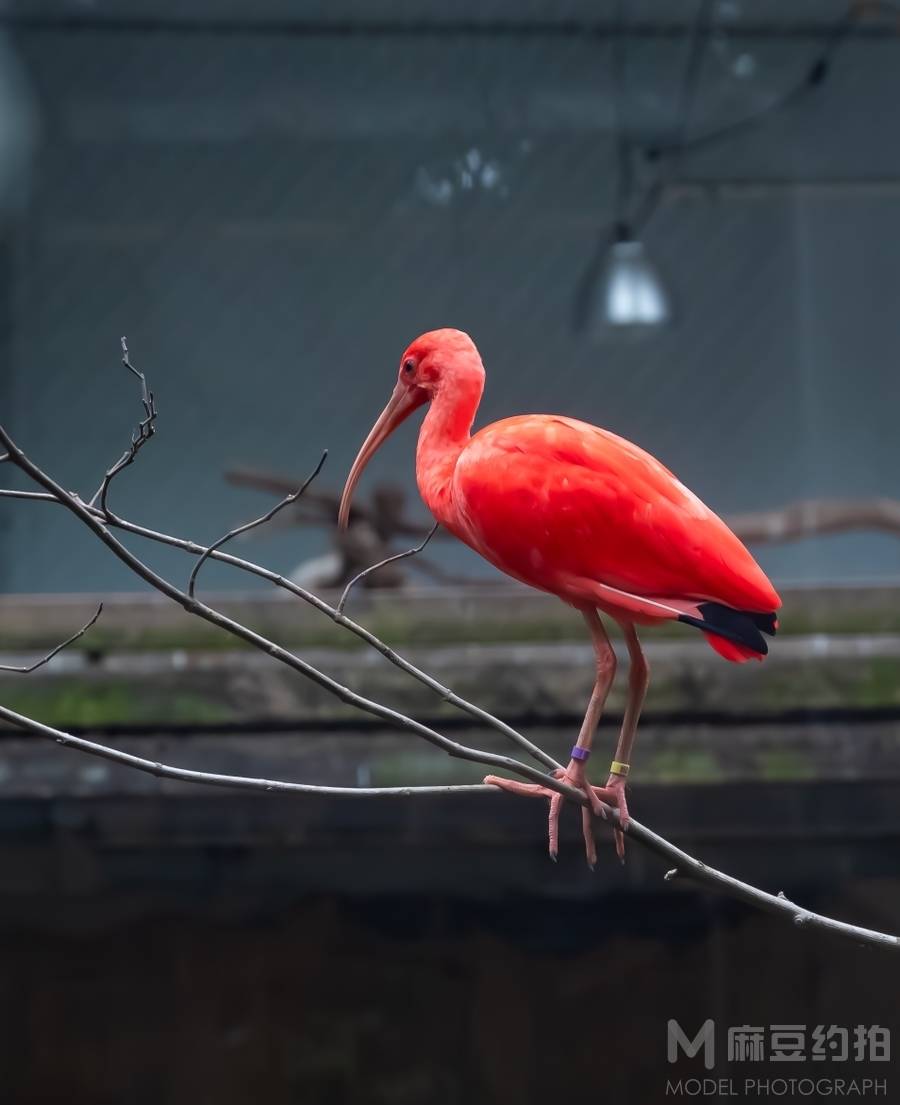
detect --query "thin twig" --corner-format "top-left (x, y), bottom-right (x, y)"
top-left (224, 466), bottom-right (438, 538)
top-left (0, 703), bottom-right (492, 798)
top-left (0, 702), bottom-right (896, 953)
top-left (188, 450), bottom-right (328, 597)
top-left (0, 604), bottom-right (103, 674)
top-left (337, 521), bottom-right (439, 614)
top-left (0, 422), bottom-right (566, 793)
top-left (88, 337), bottom-right (158, 513)
top-left (0, 487), bottom-right (560, 772)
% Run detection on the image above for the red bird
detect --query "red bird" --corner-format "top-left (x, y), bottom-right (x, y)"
top-left (339, 329), bottom-right (780, 864)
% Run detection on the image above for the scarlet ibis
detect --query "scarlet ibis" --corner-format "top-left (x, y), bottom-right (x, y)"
top-left (339, 329), bottom-right (780, 865)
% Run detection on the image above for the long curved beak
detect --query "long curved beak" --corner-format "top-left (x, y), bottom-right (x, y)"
top-left (338, 382), bottom-right (425, 529)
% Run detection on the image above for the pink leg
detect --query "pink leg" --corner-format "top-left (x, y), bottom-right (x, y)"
top-left (485, 607), bottom-right (619, 866)
top-left (605, 620), bottom-right (650, 860)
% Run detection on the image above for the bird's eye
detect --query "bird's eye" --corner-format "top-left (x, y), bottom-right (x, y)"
top-left (403, 359), bottom-right (415, 375)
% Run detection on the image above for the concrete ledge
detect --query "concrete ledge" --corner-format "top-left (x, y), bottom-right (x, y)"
top-left (2, 632), bottom-right (899, 727)
top-left (2, 582), bottom-right (900, 650)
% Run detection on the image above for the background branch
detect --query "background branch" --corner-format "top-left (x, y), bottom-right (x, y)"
top-left (729, 497), bottom-right (900, 542)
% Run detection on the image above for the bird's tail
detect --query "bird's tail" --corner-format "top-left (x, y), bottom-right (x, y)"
top-left (677, 602), bottom-right (778, 663)
top-left (581, 580), bottom-right (778, 663)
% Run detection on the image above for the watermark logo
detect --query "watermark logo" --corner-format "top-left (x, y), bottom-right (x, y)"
top-left (668, 1020), bottom-right (715, 1070)
top-left (666, 1020), bottom-right (890, 1098)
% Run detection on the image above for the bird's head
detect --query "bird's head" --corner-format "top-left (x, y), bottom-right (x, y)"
top-left (338, 328), bottom-right (483, 528)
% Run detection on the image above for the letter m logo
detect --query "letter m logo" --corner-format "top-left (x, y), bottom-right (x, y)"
top-left (667, 1019), bottom-right (715, 1070)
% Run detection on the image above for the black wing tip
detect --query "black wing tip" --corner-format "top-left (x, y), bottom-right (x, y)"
top-left (678, 602), bottom-right (778, 655)
top-left (748, 611), bottom-right (779, 637)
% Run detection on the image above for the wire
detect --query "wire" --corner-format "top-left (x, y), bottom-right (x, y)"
top-left (610, 0), bottom-right (633, 235)
top-left (672, 0), bottom-right (716, 156)
top-left (630, 0), bottom-right (883, 233)
top-left (645, 8), bottom-right (852, 162)
top-left (628, 0), bottom-right (714, 235)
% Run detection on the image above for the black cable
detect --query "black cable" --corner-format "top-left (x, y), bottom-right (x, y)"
top-left (643, 4), bottom-right (855, 165)
top-left (610, 0), bottom-right (633, 237)
top-left (626, 1), bottom-right (871, 236)
top-left (628, 0), bottom-right (714, 234)
top-left (672, 0), bottom-right (716, 156)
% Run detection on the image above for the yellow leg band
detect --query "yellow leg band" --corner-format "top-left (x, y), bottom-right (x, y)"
top-left (610, 760), bottom-right (630, 778)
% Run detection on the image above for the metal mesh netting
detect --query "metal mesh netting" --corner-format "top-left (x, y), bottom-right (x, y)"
top-left (1, 1), bottom-right (899, 591)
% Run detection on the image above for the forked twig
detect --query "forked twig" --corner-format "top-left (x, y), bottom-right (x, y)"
top-left (0, 422), bottom-right (562, 795)
top-left (89, 337), bottom-right (158, 514)
top-left (337, 521), bottom-right (439, 614)
top-left (188, 450), bottom-right (328, 598)
top-left (0, 604), bottom-right (103, 673)
top-left (0, 485), bottom-right (560, 773)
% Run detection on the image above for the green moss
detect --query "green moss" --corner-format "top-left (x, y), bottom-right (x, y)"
top-left (755, 747), bottom-right (818, 782)
top-left (850, 658), bottom-right (900, 708)
top-left (369, 752), bottom-right (487, 788)
top-left (0, 682), bottom-right (234, 728)
top-left (647, 747), bottom-right (725, 784)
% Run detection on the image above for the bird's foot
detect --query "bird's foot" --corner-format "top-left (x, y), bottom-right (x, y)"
top-left (484, 758), bottom-right (628, 868)
top-left (602, 773), bottom-right (630, 863)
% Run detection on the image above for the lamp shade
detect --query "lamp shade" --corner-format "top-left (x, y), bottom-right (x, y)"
top-left (589, 235), bottom-right (672, 341)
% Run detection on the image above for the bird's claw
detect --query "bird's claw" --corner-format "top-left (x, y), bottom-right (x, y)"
top-left (484, 760), bottom-right (630, 866)
top-left (601, 773), bottom-right (630, 862)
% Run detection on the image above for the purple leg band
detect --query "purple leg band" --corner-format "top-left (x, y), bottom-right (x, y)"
top-left (570, 746), bottom-right (590, 762)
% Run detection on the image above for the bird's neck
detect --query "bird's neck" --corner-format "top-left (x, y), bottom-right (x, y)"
top-left (416, 373), bottom-right (483, 528)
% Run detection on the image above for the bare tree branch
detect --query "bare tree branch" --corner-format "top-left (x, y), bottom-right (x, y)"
top-left (0, 603), bottom-right (103, 673)
top-left (0, 425), bottom-right (564, 793)
top-left (2, 339), bottom-right (899, 952)
top-left (188, 450), bottom-right (328, 598)
top-left (88, 337), bottom-right (158, 512)
top-left (0, 701), bottom-right (896, 953)
top-left (0, 485), bottom-right (561, 773)
top-left (337, 521), bottom-right (439, 614)
top-left (730, 497), bottom-right (900, 543)
top-left (0, 703), bottom-right (491, 798)
top-left (0, 330), bottom-right (550, 770)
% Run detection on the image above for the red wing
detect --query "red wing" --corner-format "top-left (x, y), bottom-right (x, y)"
top-left (453, 415), bottom-right (780, 612)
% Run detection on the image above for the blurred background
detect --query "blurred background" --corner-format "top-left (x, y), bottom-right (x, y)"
top-left (0, 1), bottom-right (899, 1102)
